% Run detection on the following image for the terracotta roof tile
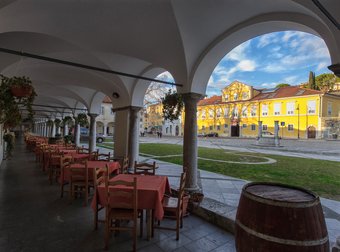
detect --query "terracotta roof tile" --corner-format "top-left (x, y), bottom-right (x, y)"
top-left (198, 95), bottom-right (222, 106)
top-left (103, 96), bottom-right (112, 103)
top-left (250, 86), bottom-right (322, 101)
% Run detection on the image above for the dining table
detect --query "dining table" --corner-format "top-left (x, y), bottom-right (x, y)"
top-left (91, 174), bottom-right (171, 239)
top-left (60, 160), bottom-right (121, 184)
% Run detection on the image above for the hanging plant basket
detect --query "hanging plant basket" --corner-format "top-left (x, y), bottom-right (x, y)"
top-left (10, 84), bottom-right (33, 98)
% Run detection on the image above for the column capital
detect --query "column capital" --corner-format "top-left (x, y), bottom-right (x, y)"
top-left (182, 92), bottom-right (204, 104)
top-left (88, 113), bottom-right (99, 118)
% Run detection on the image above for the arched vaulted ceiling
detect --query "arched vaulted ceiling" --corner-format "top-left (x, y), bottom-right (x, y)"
top-left (0, 0), bottom-right (339, 121)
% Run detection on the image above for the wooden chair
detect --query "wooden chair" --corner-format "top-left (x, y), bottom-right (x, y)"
top-left (48, 151), bottom-right (63, 184)
top-left (105, 177), bottom-right (138, 251)
top-left (93, 165), bottom-right (108, 230)
top-left (60, 155), bottom-right (73, 198)
top-left (154, 172), bottom-right (187, 240)
top-left (69, 161), bottom-right (90, 206)
top-left (77, 146), bottom-right (89, 154)
top-left (97, 152), bottom-right (110, 161)
top-left (121, 156), bottom-right (129, 174)
top-left (89, 150), bottom-right (99, 161)
top-left (134, 161), bottom-right (156, 175)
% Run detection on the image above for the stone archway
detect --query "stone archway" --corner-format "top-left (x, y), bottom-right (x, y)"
top-left (307, 126), bottom-right (316, 139)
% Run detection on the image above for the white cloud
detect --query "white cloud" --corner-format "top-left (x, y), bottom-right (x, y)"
top-left (283, 75), bottom-right (298, 84)
top-left (257, 33), bottom-right (279, 48)
top-left (262, 65), bottom-right (286, 73)
top-left (237, 60), bottom-right (256, 71)
top-left (223, 40), bottom-right (251, 62)
top-left (260, 82), bottom-right (277, 88)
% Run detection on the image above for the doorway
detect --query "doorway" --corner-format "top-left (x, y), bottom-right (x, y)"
top-left (231, 124), bottom-right (239, 137)
top-left (307, 126), bottom-right (316, 139)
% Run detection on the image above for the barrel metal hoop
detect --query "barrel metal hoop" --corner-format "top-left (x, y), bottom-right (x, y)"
top-left (242, 190), bottom-right (320, 208)
top-left (236, 220), bottom-right (329, 246)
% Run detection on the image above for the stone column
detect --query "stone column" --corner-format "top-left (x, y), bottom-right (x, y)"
top-left (74, 122), bottom-right (80, 146)
top-left (88, 113), bottom-right (98, 152)
top-left (51, 121), bottom-right (56, 137)
top-left (274, 120), bottom-right (280, 146)
top-left (182, 93), bottom-right (203, 192)
top-left (128, 107), bottom-right (141, 166)
top-left (103, 123), bottom-right (108, 137)
top-left (64, 124), bottom-right (69, 136)
top-left (258, 121), bottom-right (263, 139)
top-left (114, 110), bottom-right (129, 159)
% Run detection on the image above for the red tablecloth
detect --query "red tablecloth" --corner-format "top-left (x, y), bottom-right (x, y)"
top-left (61, 161), bottom-right (120, 184)
top-left (91, 174), bottom-right (170, 220)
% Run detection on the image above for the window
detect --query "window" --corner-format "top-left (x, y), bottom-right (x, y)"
top-left (286, 102), bottom-right (294, 115)
top-left (327, 102), bottom-right (332, 116)
top-left (234, 93), bottom-right (238, 100)
top-left (242, 124), bottom-right (247, 128)
top-left (202, 125), bottom-right (205, 130)
top-left (209, 109), bottom-right (214, 118)
top-left (262, 104), bottom-right (268, 116)
top-left (251, 124), bottom-right (256, 131)
top-left (262, 125), bottom-right (268, 131)
top-left (217, 125), bottom-right (221, 130)
top-left (225, 94), bottom-right (229, 101)
top-left (307, 100), bottom-right (316, 114)
top-left (216, 108), bottom-right (221, 118)
top-left (251, 105), bottom-right (256, 117)
top-left (101, 106), bottom-right (104, 115)
top-left (224, 108), bottom-right (229, 118)
top-left (201, 110), bottom-right (206, 119)
top-left (288, 124), bottom-right (294, 131)
top-left (242, 92), bottom-right (248, 100)
top-left (242, 106), bottom-right (247, 117)
top-left (274, 103), bottom-right (281, 115)
top-left (224, 124), bottom-right (228, 129)
top-left (232, 107), bottom-right (238, 117)
top-left (209, 125), bottom-right (213, 130)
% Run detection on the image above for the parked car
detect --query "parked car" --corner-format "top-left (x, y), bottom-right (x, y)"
top-left (79, 127), bottom-right (105, 143)
top-left (262, 131), bottom-right (274, 136)
top-left (206, 132), bottom-right (218, 137)
top-left (197, 133), bottom-right (206, 137)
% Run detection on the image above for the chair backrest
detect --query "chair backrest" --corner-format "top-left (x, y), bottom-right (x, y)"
top-left (70, 160), bottom-right (88, 184)
top-left (121, 156), bottom-right (129, 174)
top-left (89, 150), bottom-right (99, 161)
top-left (97, 152), bottom-right (110, 161)
top-left (106, 177), bottom-right (137, 212)
top-left (93, 165), bottom-right (108, 190)
top-left (177, 172), bottom-right (187, 213)
top-left (77, 146), bottom-right (89, 154)
top-left (134, 161), bottom-right (156, 175)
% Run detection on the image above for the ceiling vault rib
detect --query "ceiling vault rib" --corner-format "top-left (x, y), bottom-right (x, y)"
top-left (0, 47), bottom-right (183, 87)
top-left (29, 103), bottom-right (87, 111)
top-left (312, 0), bottom-right (340, 30)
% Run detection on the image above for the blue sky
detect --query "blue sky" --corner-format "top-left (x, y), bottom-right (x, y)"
top-left (206, 31), bottom-right (332, 97)
top-left (156, 31), bottom-right (331, 98)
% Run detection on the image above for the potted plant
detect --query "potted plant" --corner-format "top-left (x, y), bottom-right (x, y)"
top-left (161, 90), bottom-right (184, 122)
top-left (62, 116), bottom-right (74, 127)
top-left (3, 132), bottom-right (14, 159)
top-left (54, 118), bottom-right (61, 128)
top-left (0, 74), bottom-right (36, 130)
top-left (75, 113), bottom-right (89, 127)
top-left (8, 76), bottom-right (33, 97)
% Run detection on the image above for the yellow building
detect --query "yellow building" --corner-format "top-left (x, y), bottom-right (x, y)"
top-left (197, 81), bottom-right (340, 139)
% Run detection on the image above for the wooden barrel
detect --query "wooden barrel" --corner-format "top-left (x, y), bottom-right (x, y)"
top-left (235, 182), bottom-right (329, 252)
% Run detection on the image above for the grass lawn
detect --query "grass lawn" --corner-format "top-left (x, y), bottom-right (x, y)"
top-left (139, 143), bottom-right (340, 200)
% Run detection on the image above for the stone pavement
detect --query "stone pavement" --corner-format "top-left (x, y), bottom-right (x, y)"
top-left (98, 135), bottom-right (340, 249)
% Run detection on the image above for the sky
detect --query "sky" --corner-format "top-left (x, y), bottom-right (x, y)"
top-left (155, 31), bottom-right (332, 98)
top-left (206, 31), bottom-right (332, 97)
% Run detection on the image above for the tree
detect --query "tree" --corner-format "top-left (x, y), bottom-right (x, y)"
top-left (315, 73), bottom-right (340, 92)
top-left (308, 71), bottom-right (316, 90)
top-left (276, 83), bottom-right (290, 88)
